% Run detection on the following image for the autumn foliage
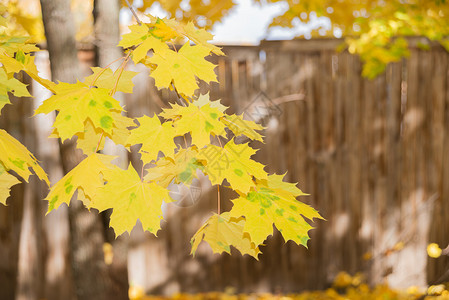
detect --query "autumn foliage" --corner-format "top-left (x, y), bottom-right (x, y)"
top-left (0, 3), bottom-right (323, 258)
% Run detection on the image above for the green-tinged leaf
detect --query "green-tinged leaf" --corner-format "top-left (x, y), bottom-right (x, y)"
top-left (190, 212), bottom-right (260, 259)
top-left (144, 147), bottom-right (204, 188)
top-left (0, 129), bottom-right (49, 184)
top-left (118, 23), bottom-right (170, 64)
top-left (45, 154), bottom-right (116, 212)
top-left (198, 139), bottom-right (267, 193)
top-left (0, 54), bottom-right (56, 93)
top-left (35, 81), bottom-right (123, 141)
top-left (91, 164), bottom-right (172, 236)
top-left (75, 113), bottom-right (135, 156)
top-left (0, 67), bottom-right (31, 114)
top-left (229, 174), bottom-right (323, 246)
top-left (161, 98), bottom-right (226, 148)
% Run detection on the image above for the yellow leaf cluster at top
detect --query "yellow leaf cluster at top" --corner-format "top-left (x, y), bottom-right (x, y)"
top-left (261, 0), bottom-right (449, 78)
top-left (119, 16), bottom-right (222, 97)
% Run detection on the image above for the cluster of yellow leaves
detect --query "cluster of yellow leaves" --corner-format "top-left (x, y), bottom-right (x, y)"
top-left (0, 5), bottom-right (322, 259)
top-left (0, 3), bottom-right (49, 205)
top-left (260, 0), bottom-right (449, 78)
top-left (119, 16), bottom-right (222, 96)
top-left (0, 0), bottom-right (45, 43)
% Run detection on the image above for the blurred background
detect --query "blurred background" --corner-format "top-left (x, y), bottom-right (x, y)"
top-left (1, 0), bottom-right (449, 299)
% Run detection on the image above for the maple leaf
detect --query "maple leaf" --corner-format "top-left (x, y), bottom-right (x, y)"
top-left (222, 113), bottom-right (265, 142)
top-left (229, 174), bottom-right (323, 246)
top-left (0, 129), bottom-right (49, 185)
top-left (0, 162), bottom-right (21, 205)
top-left (45, 154), bottom-right (116, 212)
top-left (161, 98), bottom-right (226, 148)
top-left (164, 20), bottom-right (225, 56)
top-left (118, 23), bottom-right (169, 64)
top-left (0, 35), bottom-right (39, 56)
top-left (126, 115), bottom-right (178, 164)
top-left (91, 164), bottom-right (172, 236)
top-left (150, 17), bottom-right (179, 41)
top-left (198, 139), bottom-right (267, 193)
top-left (145, 147), bottom-right (204, 188)
top-left (35, 81), bottom-right (123, 141)
top-left (190, 212), bottom-right (260, 259)
top-left (84, 67), bottom-right (138, 94)
top-left (75, 113), bottom-right (135, 156)
top-left (193, 93), bottom-right (228, 113)
top-left (0, 67), bottom-right (31, 114)
top-left (148, 43), bottom-right (217, 96)
top-left (0, 53), bottom-right (56, 93)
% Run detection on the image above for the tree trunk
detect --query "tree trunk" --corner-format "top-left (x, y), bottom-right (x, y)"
top-left (0, 97), bottom-right (26, 300)
top-left (40, 1), bottom-right (114, 299)
top-left (94, 1), bottom-right (130, 299)
top-left (16, 75), bottom-right (45, 300)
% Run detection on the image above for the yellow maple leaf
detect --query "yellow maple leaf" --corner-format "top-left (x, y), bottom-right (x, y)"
top-left (126, 115), bottom-right (178, 164)
top-left (91, 164), bottom-right (172, 236)
top-left (35, 81), bottom-right (123, 141)
top-left (0, 53), bottom-right (56, 93)
top-left (198, 139), bottom-right (266, 193)
top-left (119, 23), bottom-right (169, 64)
top-left (193, 93), bottom-right (228, 113)
top-left (161, 98), bottom-right (226, 148)
top-left (229, 174), bottom-right (323, 246)
top-left (148, 43), bottom-right (217, 96)
top-left (45, 154), bottom-right (116, 212)
top-left (0, 35), bottom-right (39, 56)
top-left (75, 119), bottom-right (106, 155)
top-left (0, 162), bottom-right (21, 205)
top-left (144, 147), bottom-right (204, 188)
top-left (84, 67), bottom-right (138, 94)
top-left (222, 113), bottom-right (265, 142)
top-left (150, 17), bottom-right (180, 41)
top-left (75, 112), bottom-right (135, 156)
top-left (0, 66), bottom-right (31, 114)
top-left (165, 20), bottom-right (224, 56)
top-left (190, 212), bottom-right (260, 259)
top-left (0, 129), bottom-right (49, 185)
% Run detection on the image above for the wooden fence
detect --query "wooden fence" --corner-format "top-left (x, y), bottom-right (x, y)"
top-left (4, 39), bottom-right (448, 296)
top-left (121, 39), bottom-right (449, 294)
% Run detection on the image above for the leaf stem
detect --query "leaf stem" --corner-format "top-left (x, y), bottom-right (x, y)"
top-left (171, 82), bottom-right (187, 107)
top-left (124, 0), bottom-right (142, 26)
top-left (89, 56), bottom-right (126, 89)
top-left (141, 163), bottom-right (145, 182)
top-left (95, 132), bottom-right (105, 153)
top-left (110, 51), bottom-right (132, 95)
top-left (217, 184), bottom-right (220, 215)
top-left (216, 135), bottom-right (224, 148)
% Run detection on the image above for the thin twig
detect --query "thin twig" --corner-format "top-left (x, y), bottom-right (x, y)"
top-left (217, 185), bottom-right (220, 215)
top-left (171, 82), bottom-right (187, 107)
top-left (95, 132), bottom-right (104, 153)
top-left (89, 56), bottom-right (126, 88)
top-left (124, 0), bottom-right (142, 26)
top-left (110, 51), bottom-right (132, 95)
